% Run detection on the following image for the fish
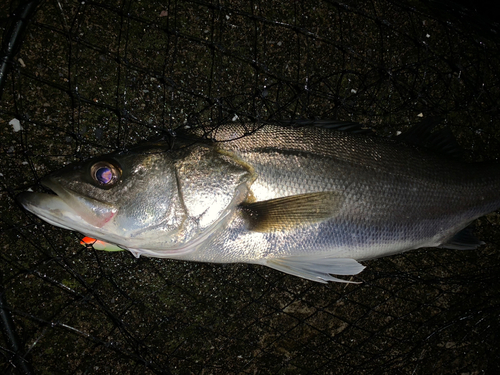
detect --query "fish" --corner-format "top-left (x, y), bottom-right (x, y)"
top-left (17, 121), bottom-right (500, 283)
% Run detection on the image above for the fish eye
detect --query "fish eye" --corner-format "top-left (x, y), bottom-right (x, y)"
top-left (90, 161), bottom-right (121, 188)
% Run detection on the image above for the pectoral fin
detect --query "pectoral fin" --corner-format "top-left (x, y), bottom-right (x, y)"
top-left (241, 192), bottom-right (343, 232)
top-left (265, 255), bottom-right (365, 284)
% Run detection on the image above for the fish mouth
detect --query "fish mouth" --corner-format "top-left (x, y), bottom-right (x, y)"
top-left (17, 177), bottom-right (117, 231)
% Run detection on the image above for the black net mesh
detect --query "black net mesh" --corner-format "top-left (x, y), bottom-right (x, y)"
top-left (1, 0), bottom-right (500, 374)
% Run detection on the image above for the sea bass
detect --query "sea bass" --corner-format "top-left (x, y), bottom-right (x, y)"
top-left (17, 123), bottom-right (500, 283)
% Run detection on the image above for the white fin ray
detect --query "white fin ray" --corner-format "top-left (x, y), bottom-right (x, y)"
top-left (265, 256), bottom-right (365, 284)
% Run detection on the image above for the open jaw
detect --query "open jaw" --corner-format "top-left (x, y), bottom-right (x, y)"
top-left (17, 177), bottom-right (117, 232)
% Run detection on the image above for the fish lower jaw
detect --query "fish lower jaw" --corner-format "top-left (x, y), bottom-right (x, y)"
top-left (18, 192), bottom-right (83, 231)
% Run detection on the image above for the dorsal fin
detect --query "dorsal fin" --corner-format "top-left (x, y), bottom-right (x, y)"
top-left (282, 119), bottom-right (374, 135)
top-left (175, 118), bottom-right (464, 158)
top-left (396, 118), bottom-right (464, 158)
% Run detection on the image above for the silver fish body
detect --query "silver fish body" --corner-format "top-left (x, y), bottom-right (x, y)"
top-left (17, 124), bottom-right (500, 282)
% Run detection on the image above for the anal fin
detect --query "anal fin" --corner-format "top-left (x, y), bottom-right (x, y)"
top-left (439, 227), bottom-right (484, 250)
top-left (265, 255), bottom-right (365, 284)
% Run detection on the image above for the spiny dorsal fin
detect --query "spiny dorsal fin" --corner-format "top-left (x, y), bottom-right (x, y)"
top-left (241, 191), bottom-right (344, 232)
top-left (281, 119), bottom-right (373, 135)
